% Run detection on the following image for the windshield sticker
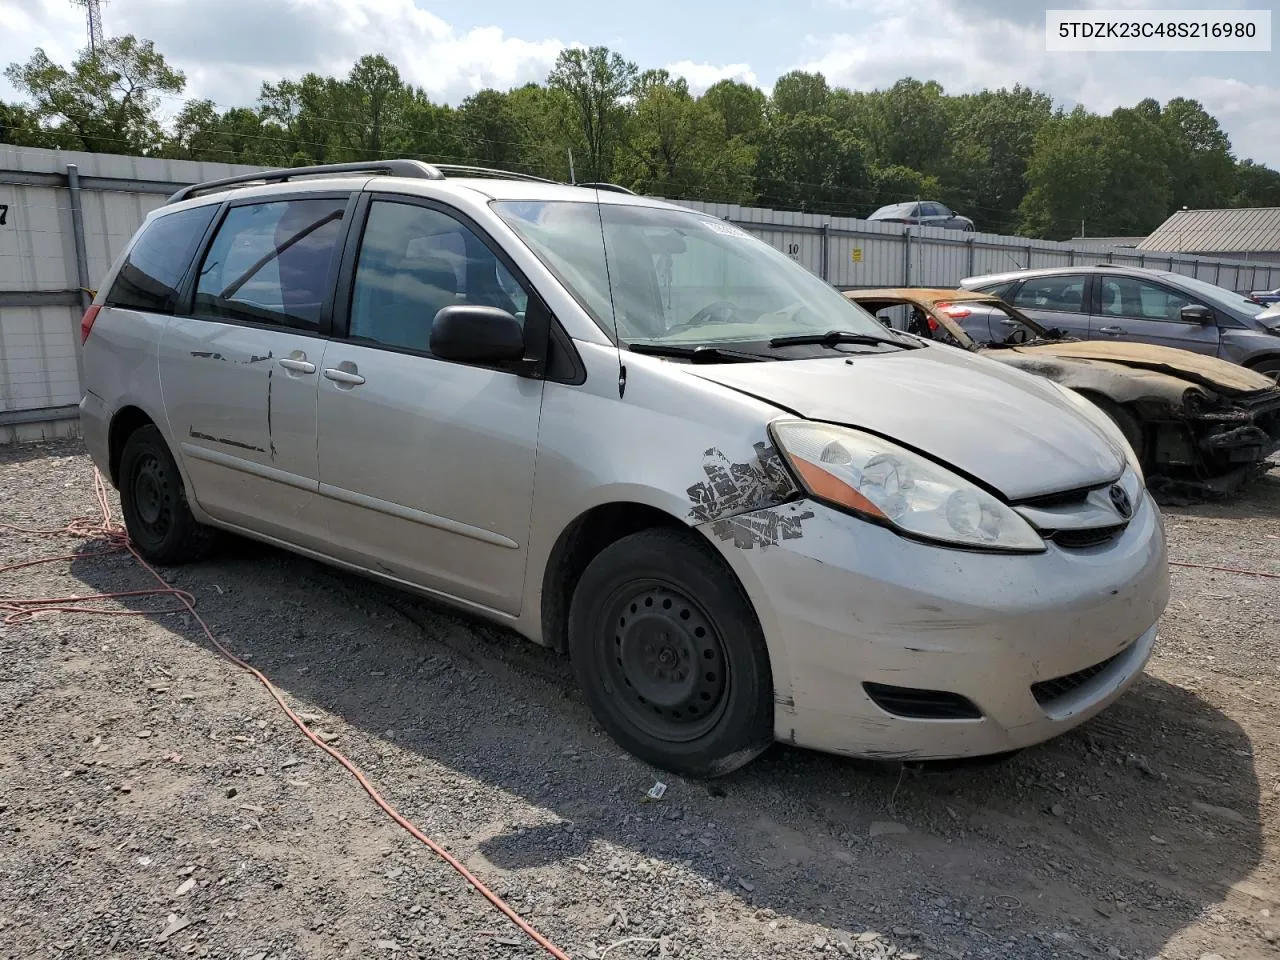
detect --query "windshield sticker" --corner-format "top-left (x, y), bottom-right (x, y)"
top-left (700, 220), bottom-right (753, 241)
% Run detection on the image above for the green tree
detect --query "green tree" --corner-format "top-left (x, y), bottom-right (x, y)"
top-left (769, 70), bottom-right (830, 117)
top-left (1019, 106), bottom-right (1173, 239)
top-left (547, 46), bottom-right (637, 182)
top-left (5, 36), bottom-right (185, 153)
top-left (459, 88), bottom-right (526, 169)
top-left (756, 112), bottom-right (870, 212)
top-left (869, 164), bottom-right (943, 209)
top-left (700, 79), bottom-right (766, 144)
top-left (1232, 159), bottom-right (1280, 207)
top-left (616, 71), bottom-right (754, 201)
top-left (1158, 97), bottom-right (1235, 209)
top-left (0, 100), bottom-right (56, 147)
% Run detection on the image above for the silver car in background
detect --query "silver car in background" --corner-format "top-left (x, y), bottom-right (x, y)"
top-left (79, 161), bottom-right (1169, 777)
top-left (961, 265), bottom-right (1280, 382)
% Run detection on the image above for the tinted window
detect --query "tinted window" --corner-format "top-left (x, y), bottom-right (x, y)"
top-left (348, 201), bottom-right (528, 353)
top-left (976, 280), bottom-right (1015, 299)
top-left (921, 202), bottom-right (943, 217)
top-left (106, 205), bottom-right (217, 314)
top-left (193, 198), bottom-right (347, 331)
top-left (1098, 276), bottom-right (1194, 322)
top-left (1011, 275), bottom-right (1086, 313)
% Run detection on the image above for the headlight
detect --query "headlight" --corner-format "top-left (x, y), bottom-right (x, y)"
top-left (770, 420), bottom-right (1045, 553)
top-left (1047, 384), bottom-right (1144, 485)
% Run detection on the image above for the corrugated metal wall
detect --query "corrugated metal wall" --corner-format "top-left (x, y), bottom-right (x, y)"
top-left (3, 144), bottom-right (1279, 439)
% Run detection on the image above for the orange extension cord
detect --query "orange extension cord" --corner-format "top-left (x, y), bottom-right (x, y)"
top-left (0, 469), bottom-right (573, 960)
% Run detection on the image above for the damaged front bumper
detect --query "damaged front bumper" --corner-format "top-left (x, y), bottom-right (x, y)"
top-left (1153, 391), bottom-right (1280, 496)
top-left (698, 493), bottom-right (1170, 762)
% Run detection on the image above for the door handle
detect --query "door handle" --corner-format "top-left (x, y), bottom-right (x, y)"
top-left (998, 318), bottom-right (1020, 326)
top-left (1098, 325), bottom-right (1124, 335)
top-left (323, 367), bottom-right (366, 386)
top-left (278, 358), bottom-right (316, 374)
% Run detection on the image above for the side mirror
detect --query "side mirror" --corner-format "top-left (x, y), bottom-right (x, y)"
top-left (430, 305), bottom-right (525, 364)
top-left (1181, 303), bottom-right (1214, 325)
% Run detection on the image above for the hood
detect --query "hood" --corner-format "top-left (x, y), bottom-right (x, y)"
top-left (687, 346), bottom-right (1124, 501)
top-left (1010, 340), bottom-right (1275, 395)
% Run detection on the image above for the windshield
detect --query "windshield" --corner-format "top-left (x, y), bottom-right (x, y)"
top-left (1166, 273), bottom-right (1268, 318)
top-left (492, 199), bottom-right (891, 346)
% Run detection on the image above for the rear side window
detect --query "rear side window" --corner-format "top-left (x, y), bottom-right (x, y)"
top-left (106, 205), bottom-right (217, 314)
top-left (194, 198), bottom-right (347, 332)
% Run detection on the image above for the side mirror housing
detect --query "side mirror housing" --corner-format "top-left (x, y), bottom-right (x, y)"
top-left (1181, 303), bottom-right (1214, 325)
top-left (430, 305), bottom-right (526, 365)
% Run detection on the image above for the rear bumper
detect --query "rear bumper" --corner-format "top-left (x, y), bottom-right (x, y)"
top-left (78, 391), bottom-right (112, 482)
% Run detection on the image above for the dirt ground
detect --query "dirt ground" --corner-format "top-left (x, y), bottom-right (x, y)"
top-left (1, 442), bottom-right (1277, 960)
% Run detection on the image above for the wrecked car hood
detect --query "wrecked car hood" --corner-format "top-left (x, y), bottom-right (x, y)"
top-left (1007, 341), bottom-right (1276, 395)
top-left (687, 347), bottom-right (1124, 501)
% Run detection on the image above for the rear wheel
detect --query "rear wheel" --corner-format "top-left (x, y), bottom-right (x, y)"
top-left (118, 425), bottom-right (214, 564)
top-left (568, 528), bottom-right (774, 778)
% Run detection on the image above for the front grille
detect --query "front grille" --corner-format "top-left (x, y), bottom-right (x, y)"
top-left (1048, 523), bottom-right (1128, 549)
top-left (1015, 485), bottom-right (1095, 509)
top-left (863, 682), bottom-right (982, 720)
top-left (1031, 648), bottom-right (1128, 706)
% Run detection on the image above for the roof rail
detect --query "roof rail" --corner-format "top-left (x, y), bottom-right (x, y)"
top-left (167, 159), bottom-right (444, 204)
top-left (431, 164), bottom-right (559, 184)
top-left (577, 182), bottom-right (637, 195)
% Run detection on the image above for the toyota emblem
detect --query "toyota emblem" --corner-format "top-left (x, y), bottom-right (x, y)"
top-left (1109, 484), bottom-right (1133, 519)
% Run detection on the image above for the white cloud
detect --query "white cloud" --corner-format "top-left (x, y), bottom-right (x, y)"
top-left (2, 0), bottom-right (566, 110)
top-left (665, 60), bottom-right (759, 94)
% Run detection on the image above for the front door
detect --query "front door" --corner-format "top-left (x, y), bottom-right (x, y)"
top-left (314, 196), bottom-right (544, 616)
top-left (160, 194), bottom-right (351, 548)
top-left (1090, 273), bottom-right (1221, 355)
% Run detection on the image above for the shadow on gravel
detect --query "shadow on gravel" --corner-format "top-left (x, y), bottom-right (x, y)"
top-left (71, 529), bottom-right (1264, 960)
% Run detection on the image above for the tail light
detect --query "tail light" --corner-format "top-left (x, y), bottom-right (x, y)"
top-left (80, 304), bottom-right (101, 344)
top-left (936, 302), bottom-right (971, 319)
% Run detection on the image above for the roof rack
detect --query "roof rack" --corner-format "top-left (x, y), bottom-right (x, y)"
top-left (168, 159), bottom-right (634, 205)
top-left (577, 182), bottom-right (636, 195)
top-left (168, 159), bottom-right (444, 204)
top-left (431, 164), bottom-right (559, 184)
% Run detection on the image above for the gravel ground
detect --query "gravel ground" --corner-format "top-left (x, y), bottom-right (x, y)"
top-left (1, 442), bottom-right (1277, 960)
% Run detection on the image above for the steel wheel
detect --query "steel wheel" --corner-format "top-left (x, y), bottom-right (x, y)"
top-left (603, 582), bottom-right (729, 743)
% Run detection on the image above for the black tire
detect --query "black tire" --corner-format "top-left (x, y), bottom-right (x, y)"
top-left (568, 528), bottom-right (774, 779)
top-left (118, 424), bottom-right (214, 565)
top-left (1249, 356), bottom-right (1280, 384)
top-left (1082, 393), bottom-right (1147, 467)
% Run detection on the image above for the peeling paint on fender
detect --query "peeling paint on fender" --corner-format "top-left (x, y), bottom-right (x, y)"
top-left (710, 502), bottom-right (816, 550)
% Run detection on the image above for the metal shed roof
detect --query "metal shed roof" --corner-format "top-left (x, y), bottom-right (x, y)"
top-left (1138, 207), bottom-right (1280, 254)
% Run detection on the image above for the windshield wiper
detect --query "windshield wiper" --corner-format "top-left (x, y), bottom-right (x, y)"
top-left (627, 342), bottom-right (768, 363)
top-left (768, 330), bottom-right (915, 349)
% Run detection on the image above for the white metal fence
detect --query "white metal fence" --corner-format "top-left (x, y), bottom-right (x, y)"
top-left (3, 144), bottom-right (1279, 439)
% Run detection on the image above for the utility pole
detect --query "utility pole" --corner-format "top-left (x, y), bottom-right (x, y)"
top-left (566, 147), bottom-right (576, 185)
top-left (70, 0), bottom-right (107, 55)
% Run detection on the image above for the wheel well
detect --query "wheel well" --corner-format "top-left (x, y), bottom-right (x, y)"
top-left (107, 406), bottom-right (156, 486)
top-left (540, 503), bottom-right (686, 650)
top-left (1244, 353), bottom-right (1280, 372)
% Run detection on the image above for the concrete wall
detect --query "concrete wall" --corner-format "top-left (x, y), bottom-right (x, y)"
top-left (4, 145), bottom-right (1280, 439)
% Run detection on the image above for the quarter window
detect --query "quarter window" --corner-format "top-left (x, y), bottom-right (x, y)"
top-left (348, 201), bottom-right (528, 354)
top-left (193, 198), bottom-right (348, 332)
top-left (1010, 275), bottom-right (1086, 313)
top-left (106, 205), bottom-right (218, 314)
top-left (1098, 276), bottom-right (1194, 322)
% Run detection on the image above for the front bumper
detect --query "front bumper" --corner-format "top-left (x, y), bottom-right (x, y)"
top-left (699, 491), bottom-right (1170, 761)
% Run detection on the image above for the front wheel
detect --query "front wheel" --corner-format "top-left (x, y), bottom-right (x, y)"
top-left (568, 528), bottom-right (774, 778)
top-left (1249, 356), bottom-right (1280, 384)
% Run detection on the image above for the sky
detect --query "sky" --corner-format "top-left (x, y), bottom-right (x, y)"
top-left (1, 0), bottom-right (1277, 167)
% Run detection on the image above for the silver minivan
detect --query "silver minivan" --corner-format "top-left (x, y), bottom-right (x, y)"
top-left (79, 161), bottom-right (1170, 777)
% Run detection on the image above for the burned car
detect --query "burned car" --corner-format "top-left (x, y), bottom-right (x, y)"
top-left (844, 288), bottom-right (1280, 497)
